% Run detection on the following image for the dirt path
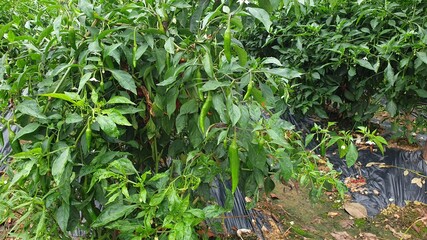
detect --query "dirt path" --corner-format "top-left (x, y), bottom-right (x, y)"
top-left (254, 181), bottom-right (427, 240)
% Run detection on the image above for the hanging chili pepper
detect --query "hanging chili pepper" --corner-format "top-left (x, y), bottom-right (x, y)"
top-left (199, 91), bottom-right (212, 135)
top-left (224, 17), bottom-right (232, 62)
top-left (228, 130), bottom-right (239, 194)
top-left (243, 79), bottom-right (253, 101)
top-left (85, 121), bottom-right (92, 152)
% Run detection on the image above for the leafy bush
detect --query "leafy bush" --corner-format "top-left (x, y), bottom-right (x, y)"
top-left (0, 0), bottom-right (347, 238)
top-left (245, 0), bottom-right (427, 124)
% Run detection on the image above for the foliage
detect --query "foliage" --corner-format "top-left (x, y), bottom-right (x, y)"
top-left (0, 0), bottom-right (354, 238)
top-left (244, 0), bottom-right (427, 124)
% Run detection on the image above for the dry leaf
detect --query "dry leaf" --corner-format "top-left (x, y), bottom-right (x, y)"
top-left (339, 219), bottom-right (354, 229)
top-left (328, 211), bottom-right (340, 218)
top-left (236, 228), bottom-right (252, 240)
top-left (403, 170), bottom-right (409, 176)
top-left (270, 193), bottom-right (279, 199)
top-left (331, 231), bottom-right (355, 240)
top-left (359, 232), bottom-right (378, 240)
top-left (344, 202), bottom-right (368, 219)
top-left (386, 225), bottom-right (411, 239)
top-left (411, 177), bottom-right (424, 188)
top-left (245, 196), bottom-right (252, 203)
top-left (365, 162), bottom-right (385, 167)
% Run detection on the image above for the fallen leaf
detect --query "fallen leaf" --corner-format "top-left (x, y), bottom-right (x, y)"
top-left (339, 219), bottom-right (354, 229)
top-left (411, 177), bottom-right (424, 188)
top-left (403, 170), bottom-right (409, 176)
top-left (328, 211), bottom-right (340, 218)
top-left (331, 231), bottom-right (355, 240)
top-left (236, 228), bottom-right (252, 240)
top-left (386, 225), bottom-right (411, 239)
top-left (344, 202), bottom-right (368, 219)
top-left (359, 232), bottom-right (378, 240)
top-left (365, 162), bottom-right (385, 167)
top-left (245, 196), bottom-right (252, 203)
top-left (270, 193), bottom-right (279, 199)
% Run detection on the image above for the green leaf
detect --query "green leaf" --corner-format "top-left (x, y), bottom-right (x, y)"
top-left (9, 159), bottom-right (36, 187)
top-left (176, 114), bottom-right (187, 134)
top-left (416, 51), bottom-right (427, 64)
top-left (109, 158), bottom-right (138, 175)
top-left (385, 62), bottom-right (395, 86)
top-left (109, 69), bottom-right (137, 95)
top-left (202, 50), bottom-right (214, 78)
top-left (305, 133), bottom-right (315, 147)
top-left (415, 89), bottom-right (427, 98)
top-left (279, 155), bottom-right (293, 181)
top-left (103, 109), bottom-right (132, 126)
top-left (55, 202), bottom-right (69, 233)
top-left (52, 148), bottom-right (70, 185)
top-left (190, 0), bottom-right (210, 33)
top-left (258, 0), bottom-right (273, 12)
top-left (386, 100), bottom-right (397, 116)
top-left (232, 43), bottom-right (248, 67)
top-left (156, 76), bottom-right (176, 86)
top-left (92, 203), bottom-right (137, 228)
top-left (246, 7), bottom-right (272, 32)
top-left (66, 113), bottom-right (83, 124)
top-left (35, 208), bottom-right (46, 238)
top-left (16, 100), bottom-right (47, 119)
top-left (164, 37), bottom-right (175, 54)
top-left (229, 104), bottom-right (241, 126)
top-left (166, 87), bottom-right (179, 117)
top-left (357, 59), bottom-right (374, 71)
top-left (106, 96), bottom-right (136, 105)
top-left (78, 73), bottom-right (92, 93)
top-left (39, 93), bottom-right (79, 105)
top-left (264, 68), bottom-right (302, 79)
top-left (330, 95), bottom-right (342, 104)
top-left (96, 115), bottom-right (120, 137)
top-left (13, 123), bottom-right (39, 143)
top-left (149, 192), bottom-right (166, 206)
top-left (179, 99), bottom-right (198, 115)
top-left (103, 43), bottom-right (122, 61)
top-left (262, 57), bottom-right (282, 66)
top-left (200, 80), bottom-right (230, 92)
top-left (346, 143), bottom-right (358, 167)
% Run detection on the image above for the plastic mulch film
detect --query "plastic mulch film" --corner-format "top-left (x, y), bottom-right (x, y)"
top-left (329, 148), bottom-right (427, 216)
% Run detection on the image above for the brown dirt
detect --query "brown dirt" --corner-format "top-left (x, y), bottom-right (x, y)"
top-left (252, 181), bottom-right (427, 240)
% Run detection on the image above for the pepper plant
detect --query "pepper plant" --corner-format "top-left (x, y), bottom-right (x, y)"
top-left (244, 0), bottom-right (427, 125)
top-left (0, 0), bottom-right (346, 238)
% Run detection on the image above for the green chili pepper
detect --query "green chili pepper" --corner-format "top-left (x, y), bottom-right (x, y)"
top-left (224, 19), bottom-right (232, 62)
top-left (199, 91), bottom-right (212, 135)
top-left (85, 123), bottom-right (92, 152)
top-left (69, 26), bottom-right (76, 50)
top-left (228, 132), bottom-right (239, 194)
top-left (243, 79), bottom-right (253, 100)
